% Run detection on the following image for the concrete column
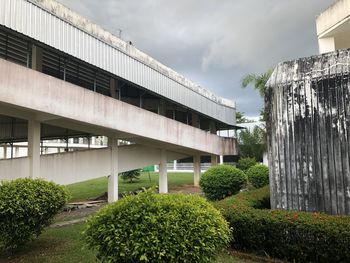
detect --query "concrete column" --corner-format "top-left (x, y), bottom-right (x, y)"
top-left (209, 120), bottom-right (218, 166)
top-left (28, 119), bottom-right (41, 178)
top-left (193, 154), bottom-right (201, 187)
top-left (211, 155), bottom-right (218, 166)
top-left (191, 112), bottom-right (200, 128)
top-left (159, 149), bottom-right (168, 193)
top-left (219, 155), bottom-right (224, 164)
top-left (158, 100), bottom-right (166, 116)
top-left (108, 137), bottom-right (119, 203)
top-left (318, 37), bottom-right (335, 53)
top-left (110, 78), bottom-right (118, 99)
top-left (3, 145), bottom-right (7, 159)
top-left (173, 160), bottom-right (177, 171)
top-left (31, 45), bottom-right (43, 72)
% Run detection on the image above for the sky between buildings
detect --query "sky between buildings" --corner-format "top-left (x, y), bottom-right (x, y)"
top-left (57, 0), bottom-right (332, 118)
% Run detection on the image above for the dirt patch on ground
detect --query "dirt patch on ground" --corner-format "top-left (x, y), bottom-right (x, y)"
top-left (169, 184), bottom-right (202, 194)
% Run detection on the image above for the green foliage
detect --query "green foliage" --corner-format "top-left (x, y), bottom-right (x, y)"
top-left (0, 178), bottom-right (70, 252)
top-left (199, 165), bottom-right (247, 201)
top-left (84, 190), bottom-right (231, 263)
top-left (241, 69), bottom-right (273, 97)
top-left (238, 126), bottom-right (266, 162)
top-left (246, 164), bottom-right (269, 188)
top-left (119, 169), bottom-right (141, 183)
top-left (241, 69), bottom-right (273, 122)
top-left (215, 187), bottom-right (350, 263)
top-left (237, 157), bottom-right (256, 172)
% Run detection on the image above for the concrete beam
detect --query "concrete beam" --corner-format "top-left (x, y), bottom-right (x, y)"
top-left (28, 119), bottom-right (40, 178)
top-left (108, 137), bottom-right (118, 203)
top-left (159, 149), bottom-right (168, 193)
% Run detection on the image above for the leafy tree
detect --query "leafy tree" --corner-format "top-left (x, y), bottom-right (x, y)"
top-left (238, 126), bottom-right (266, 162)
top-left (119, 169), bottom-right (141, 183)
top-left (241, 69), bottom-right (273, 122)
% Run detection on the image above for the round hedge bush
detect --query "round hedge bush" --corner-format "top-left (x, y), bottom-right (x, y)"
top-left (246, 164), bottom-right (269, 188)
top-left (84, 190), bottom-right (231, 263)
top-left (199, 165), bottom-right (247, 201)
top-left (0, 178), bottom-right (70, 252)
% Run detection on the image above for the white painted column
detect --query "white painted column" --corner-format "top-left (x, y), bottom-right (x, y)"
top-left (108, 137), bottom-right (119, 203)
top-left (173, 160), bottom-right (177, 171)
top-left (159, 149), bottom-right (168, 193)
top-left (193, 154), bottom-right (201, 187)
top-left (28, 119), bottom-right (41, 178)
top-left (219, 155), bottom-right (224, 165)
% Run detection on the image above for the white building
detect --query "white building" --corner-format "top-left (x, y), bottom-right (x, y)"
top-left (0, 0), bottom-right (238, 202)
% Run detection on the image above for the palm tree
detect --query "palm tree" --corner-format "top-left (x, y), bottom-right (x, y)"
top-left (241, 68), bottom-right (273, 97)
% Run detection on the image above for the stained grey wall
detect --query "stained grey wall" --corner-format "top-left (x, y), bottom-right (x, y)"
top-left (266, 49), bottom-right (350, 215)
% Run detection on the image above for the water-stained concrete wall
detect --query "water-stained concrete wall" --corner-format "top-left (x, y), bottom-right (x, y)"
top-left (266, 49), bottom-right (350, 215)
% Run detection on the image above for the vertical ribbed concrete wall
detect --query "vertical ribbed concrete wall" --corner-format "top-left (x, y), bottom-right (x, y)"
top-left (266, 49), bottom-right (350, 215)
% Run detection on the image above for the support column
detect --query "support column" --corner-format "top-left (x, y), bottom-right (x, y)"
top-left (3, 145), bottom-right (7, 159)
top-left (191, 112), bottom-right (200, 128)
top-left (31, 45), bottom-right (43, 72)
top-left (158, 100), bottom-right (166, 116)
top-left (209, 120), bottom-right (218, 166)
top-left (110, 78), bottom-right (118, 99)
top-left (159, 149), bottom-right (168, 193)
top-left (108, 137), bottom-right (119, 203)
top-left (318, 37), bottom-right (335, 54)
top-left (28, 119), bottom-right (41, 178)
top-left (193, 154), bottom-right (201, 187)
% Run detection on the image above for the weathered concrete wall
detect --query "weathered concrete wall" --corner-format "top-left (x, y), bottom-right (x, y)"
top-left (0, 145), bottom-right (187, 185)
top-left (266, 48), bottom-right (350, 215)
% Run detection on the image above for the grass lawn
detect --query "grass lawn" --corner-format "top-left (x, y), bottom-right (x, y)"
top-left (67, 172), bottom-right (194, 202)
top-left (0, 223), bottom-right (259, 263)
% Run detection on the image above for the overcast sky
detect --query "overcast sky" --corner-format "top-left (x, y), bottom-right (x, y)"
top-left (57, 0), bottom-right (332, 118)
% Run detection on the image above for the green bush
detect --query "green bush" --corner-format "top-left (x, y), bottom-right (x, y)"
top-left (215, 187), bottom-right (350, 262)
top-left (237, 157), bottom-right (256, 171)
top-left (246, 164), bottom-right (269, 188)
top-left (0, 178), bottom-right (70, 252)
top-left (199, 165), bottom-right (247, 201)
top-left (84, 190), bottom-right (231, 263)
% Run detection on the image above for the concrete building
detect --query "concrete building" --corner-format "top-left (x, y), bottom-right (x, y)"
top-left (317, 0), bottom-right (350, 53)
top-left (0, 0), bottom-right (238, 202)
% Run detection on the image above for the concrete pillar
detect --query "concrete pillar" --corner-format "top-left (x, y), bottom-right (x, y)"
top-left (31, 45), bottom-right (43, 72)
top-left (3, 145), bottom-right (7, 159)
top-left (173, 160), bottom-right (177, 171)
top-left (211, 155), bottom-right (218, 166)
top-left (193, 154), bottom-right (201, 187)
top-left (191, 112), bottom-right (200, 128)
top-left (28, 119), bottom-right (41, 178)
top-left (159, 149), bottom-right (168, 193)
top-left (158, 99), bottom-right (166, 116)
top-left (110, 78), bottom-right (118, 99)
top-left (219, 155), bottom-right (224, 165)
top-left (108, 137), bottom-right (119, 203)
top-left (318, 37), bottom-right (335, 54)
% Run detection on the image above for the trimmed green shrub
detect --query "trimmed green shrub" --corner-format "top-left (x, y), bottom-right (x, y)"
top-left (0, 178), bottom-right (70, 252)
top-left (237, 157), bottom-right (256, 171)
top-left (119, 169), bottom-right (141, 183)
top-left (199, 165), bottom-right (247, 201)
top-left (246, 164), bottom-right (269, 188)
top-left (84, 190), bottom-right (231, 263)
top-left (215, 186), bottom-right (350, 262)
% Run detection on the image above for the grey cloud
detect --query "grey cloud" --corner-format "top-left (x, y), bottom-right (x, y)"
top-left (57, 0), bottom-right (332, 117)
